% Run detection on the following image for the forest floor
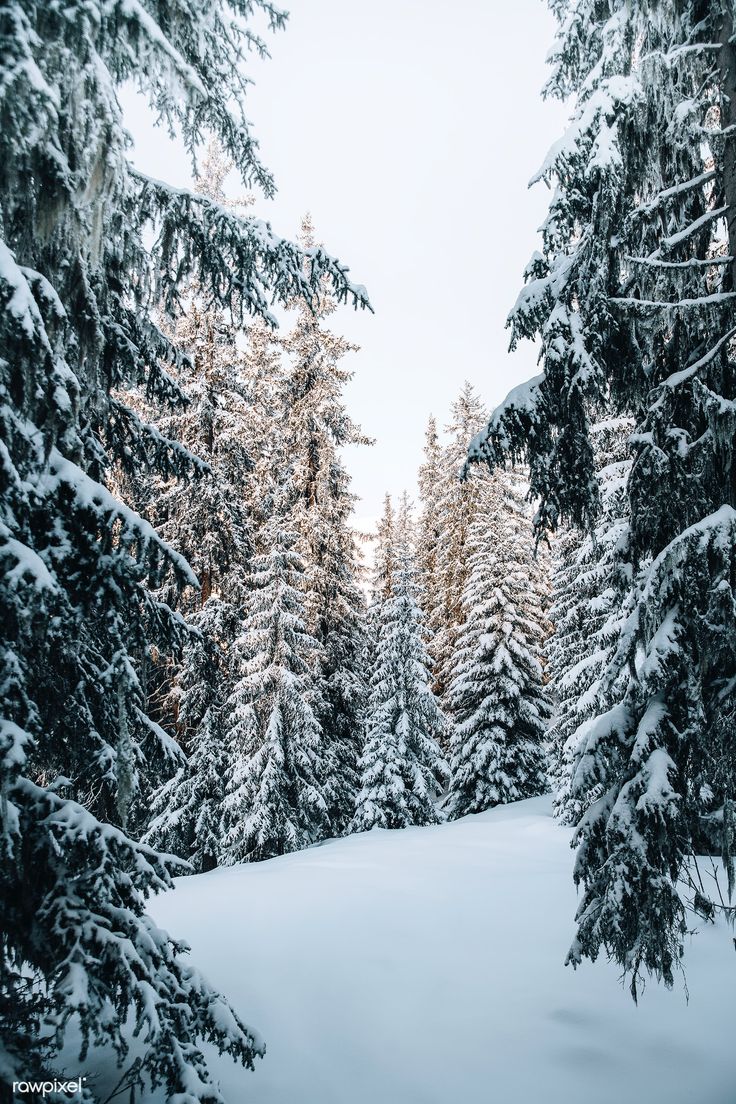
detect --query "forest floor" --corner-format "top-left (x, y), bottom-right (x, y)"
top-left (146, 797), bottom-right (735, 1104)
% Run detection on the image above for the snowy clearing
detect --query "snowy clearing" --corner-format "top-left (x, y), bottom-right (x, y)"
top-left (149, 796), bottom-right (736, 1104)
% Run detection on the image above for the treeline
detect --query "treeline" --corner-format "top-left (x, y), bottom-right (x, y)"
top-left (131, 339), bottom-right (560, 869)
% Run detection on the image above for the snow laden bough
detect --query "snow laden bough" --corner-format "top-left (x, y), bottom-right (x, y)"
top-left (468, 0), bottom-right (736, 998)
top-left (567, 505), bottom-right (736, 994)
top-left (0, 0), bottom-right (369, 1098)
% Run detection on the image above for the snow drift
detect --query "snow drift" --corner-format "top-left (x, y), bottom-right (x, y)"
top-left (144, 796), bottom-right (736, 1104)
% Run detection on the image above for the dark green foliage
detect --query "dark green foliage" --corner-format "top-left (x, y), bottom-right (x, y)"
top-left (470, 0), bottom-right (736, 996)
top-left (0, 0), bottom-right (367, 1095)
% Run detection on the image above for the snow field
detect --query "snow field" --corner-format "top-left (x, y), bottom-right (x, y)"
top-left (150, 796), bottom-right (736, 1104)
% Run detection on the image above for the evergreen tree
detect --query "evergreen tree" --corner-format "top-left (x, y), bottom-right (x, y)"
top-left (432, 383), bottom-right (489, 707)
top-left (547, 418), bottom-right (633, 826)
top-left (372, 493), bottom-right (398, 604)
top-left (129, 143), bottom-right (258, 612)
top-left (132, 145), bottom-right (285, 865)
top-left (416, 415), bottom-right (446, 685)
top-left (445, 472), bottom-right (550, 819)
top-left (0, 1), bottom-right (367, 1094)
top-left (278, 215), bottom-right (372, 834)
top-left (143, 598), bottom-right (239, 872)
top-left (470, 0), bottom-right (736, 994)
top-left (222, 517), bottom-right (330, 863)
top-left (361, 492), bottom-right (396, 708)
top-left (353, 497), bottom-right (448, 831)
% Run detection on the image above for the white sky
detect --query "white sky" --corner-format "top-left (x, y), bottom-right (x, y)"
top-left (121, 0), bottom-right (568, 533)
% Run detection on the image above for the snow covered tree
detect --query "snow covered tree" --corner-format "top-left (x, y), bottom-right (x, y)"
top-left (240, 316), bottom-right (292, 532)
top-left (445, 471), bottom-right (550, 819)
top-left (353, 497), bottom-right (448, 831)
top-left (277, 215), bottom-right (372, 833)
top-left (151, 204), bottom-right (371, 866)
top-left (129, 145), bottom-right (288, 863)
top-left (143, 597), bottom-right (239, 872)
top-left (416, 415), bottom-right (446, 680)
top-left (431, 383), bottom-right (489, 707)
top-left (361, 492), bottom-right (397, 701)
top-left (372, 493), bottom-right (398, 604)
top-left (0, 0), bottom-right (368, 1094)
top-left (222, 518), bottom-right (330, 863)
top-left (125, 143), bottom-right (258, 613)
top-left (469, 0), bottom-right (736, 995)
top-left (547, 418), bottom-right (633, 826)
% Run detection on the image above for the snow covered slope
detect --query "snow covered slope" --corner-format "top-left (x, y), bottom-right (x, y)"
top-left (151, 796), bottom-right (736, 1104)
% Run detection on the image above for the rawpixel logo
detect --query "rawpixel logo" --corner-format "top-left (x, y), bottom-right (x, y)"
top-left (12, 1078), bottom-right (87, 1099)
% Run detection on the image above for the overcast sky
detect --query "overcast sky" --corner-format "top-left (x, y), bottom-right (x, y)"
top-left (121, 0), bottom-right (568, 532)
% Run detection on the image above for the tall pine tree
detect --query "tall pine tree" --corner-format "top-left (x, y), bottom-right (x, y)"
top-left (470, 0), bottom-right (736, 995)
top-left (222, 513), bottom-right (330, 863)
top-left (135, 146), bottom-right (285, 870)
top-left (445, 471), bottom-right (550, 819)
top-left (432, 383), bottom-right (489, 708)
top-left (277, 215), bottom-right (372, 834)
top-left (353, 497), bottom-right (448, 831)
top-left (416, 414), bottom-right (445, 682)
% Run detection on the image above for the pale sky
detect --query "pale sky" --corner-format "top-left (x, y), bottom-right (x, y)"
top-left (121, 0), bottom-right (568, 533)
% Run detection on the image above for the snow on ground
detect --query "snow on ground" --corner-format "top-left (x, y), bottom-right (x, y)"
top-left (150, 796), bottom-right (736, 1104)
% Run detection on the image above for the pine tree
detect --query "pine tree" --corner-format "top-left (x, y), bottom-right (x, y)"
top-left (222, 517), bottom-right (330, 863)
top-left (547, 418), bottom-right (633, 826)
top-left (372, 493), bottom-right (398, 604)
top-left (0, 1), bottom-right (368, 1094)
top-left (470, 0), bottom-right (736, 995)
top-left (432, 383), bottom-right (489, 707)
top-left (445, 472), bottom-right (550, 819)
top-left (277, 215), bottom-right (372, 834)
top-left (128, 143), bottom-right (258, 612)
top-left (131, 145), bottom-right (286, 865)
top-left (143, 597), bottom-right (239, 872)
top-left (353, 497), bottom-right (448, 831)
top-left (416, 415), bottom-right (446, 684)
top-left (361, 492), bottom-right (396, 709)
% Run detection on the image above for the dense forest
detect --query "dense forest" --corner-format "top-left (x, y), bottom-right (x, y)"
top-left (1, 1), bottom-right (735, 1101)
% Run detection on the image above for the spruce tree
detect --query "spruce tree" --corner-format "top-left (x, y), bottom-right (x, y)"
top-left (143, 597), bottom-right (240, 872)
top-left (0, 1), bottom-right (367, 1094)
top-left (432, 383), bottom-right (489, 707)
top-left (126, 143), bottom-right (258, 611)
top-left (353, 497), bottom-right (448, 831)
top-left (278, 215), bottom-right (372, 834)
top-left (361, 492), bottom-right (396, 708)
top-left (470, 0), bottom-right (736, 994)
top-left (132, 145), bottom-right (285, 867)
top-left (416, 415), bottom-right (445, 675)
top-left (222, 516), bottom-right (329, 863)
top-left (372, 493), bottom-right (398, 604)
top-left (445, 472), bottom-right (550, 819)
